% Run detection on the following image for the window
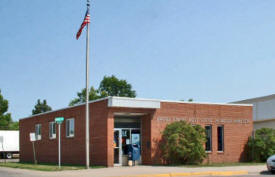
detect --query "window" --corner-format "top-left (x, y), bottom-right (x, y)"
top-left (205, 125), bottom-right (212, 151)
top-left (35, 124), bottom-right (41, 140)
top-left (66, 118), bottom-right (75, 137)
top-left (217, 126), bottom-right (224, 151)
top-left (49, 122), bottom-right (56, 139)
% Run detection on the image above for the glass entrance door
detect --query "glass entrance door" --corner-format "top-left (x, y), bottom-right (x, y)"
top-left (114, 129), bottom-right (122, 165)
top-left (114, 128), bottom-right (141, 166)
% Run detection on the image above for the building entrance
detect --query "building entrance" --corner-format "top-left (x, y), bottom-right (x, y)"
top-left (113, 116), bottom-right (141, 166)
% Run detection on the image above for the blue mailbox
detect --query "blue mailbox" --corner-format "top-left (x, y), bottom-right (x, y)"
top-left (128, 144), bottom-right (140, 161)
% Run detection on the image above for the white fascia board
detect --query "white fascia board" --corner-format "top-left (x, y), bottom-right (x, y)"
top-left (108, 97), bottom-right (161, 109)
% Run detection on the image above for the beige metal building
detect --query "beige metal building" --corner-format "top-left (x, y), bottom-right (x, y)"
top-left (234, 94), bottom-right (275, 130)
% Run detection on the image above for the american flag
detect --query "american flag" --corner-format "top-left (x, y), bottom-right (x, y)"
top-left (76, 9), bottom-right (90, 40)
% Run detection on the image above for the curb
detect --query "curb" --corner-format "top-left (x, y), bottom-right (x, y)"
top-left (120, 170), bottom-right (248, 177)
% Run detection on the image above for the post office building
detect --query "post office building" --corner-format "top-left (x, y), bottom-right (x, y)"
top-left (19, 96), bottom-right (253, 167)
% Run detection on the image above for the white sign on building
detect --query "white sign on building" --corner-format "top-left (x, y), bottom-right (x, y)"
top-left (30, 133), bottom-right (36, 142)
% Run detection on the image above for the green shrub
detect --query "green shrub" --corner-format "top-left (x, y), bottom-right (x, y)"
top-left (161, 121), bottom-right (206, 164)
top-left (248, 128), bottom-right (275, 162)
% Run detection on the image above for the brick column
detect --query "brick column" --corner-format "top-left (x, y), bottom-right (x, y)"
top-left (141, 113), bottom-right (152, 165)
top-left (106, 111), bottom-right (114, 167)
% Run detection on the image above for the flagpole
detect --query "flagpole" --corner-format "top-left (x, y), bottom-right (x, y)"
top-left (85, 0), bottom-right (90, 169)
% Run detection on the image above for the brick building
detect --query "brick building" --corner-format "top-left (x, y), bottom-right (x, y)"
top-left (19, 96), bottom-right (253, 167)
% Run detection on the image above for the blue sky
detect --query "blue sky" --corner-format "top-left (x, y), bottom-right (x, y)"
top-left (1, 0), bottom-right (275, 121)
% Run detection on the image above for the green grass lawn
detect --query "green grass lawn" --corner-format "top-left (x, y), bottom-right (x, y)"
top-left (0, 162), bottom-right (104, 171)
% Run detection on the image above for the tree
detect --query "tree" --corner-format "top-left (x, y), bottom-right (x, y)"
top-left (180, 99), bottom-right (194, 102)
top-left (69, 87), bottom-right (107, 106)
top-left (9, 121), bottom-right (19, 130)
top-left (161, 121), bottom-right (206, 164)
top-left (0, 90), bottom-right (12, 130)
top-left (69, 75), bottom-right (136, 106)
top-left (99, 75), bottom-right (136, 98)
top-left (0, 90), bottom-right (18, 130)
top-left (247, 128), bottom-right (275, 162)
top-left (32, 99), bottom-right (52, 115)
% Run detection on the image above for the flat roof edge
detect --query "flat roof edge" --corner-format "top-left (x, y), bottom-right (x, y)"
top-left (108, 96), bottom-right (161, 109)
top-left (162, 100), bottom-right (253, 106)
top-left (20, 96), bottom-right (252, 121)
top-left (254, 117), bottom-right (275, 123)
top-left (19, 97), bottom-right (110, 121)
top-left (108, 97), bottom-right (252, 107)
top-left (232, 94), bottom-right (275, 103)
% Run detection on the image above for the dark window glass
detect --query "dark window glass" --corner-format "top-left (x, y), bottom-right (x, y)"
top-left (114, 122), bottom-right (140, 128)
top-left (66, 119), bottom-right (75, 137)
top-left (121, 129), bottom-right (130, 155)
top-left (35, 124), bottom-right (41, 140)
top-left (205, 125), bottom-right (212, 151)
top-left (217, 126), bottom-right (224, 151)
top-left (49, 122), bottom-right (56, 139)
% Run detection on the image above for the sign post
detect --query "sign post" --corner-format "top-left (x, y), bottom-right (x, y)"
top-left (29, 133), bottom-right (37, 164)
top-left (55, 117), bottom-right (64, 169)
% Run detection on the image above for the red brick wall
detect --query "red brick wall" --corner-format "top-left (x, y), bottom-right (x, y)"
top-left (141, 113), bottom-right (153, 165)
top-left (150, 102), bottom-right (253, 164)
top-left (19, 100), bottom-right (110, 166)
top-left (90, 100), bottom-right (109, 166)
top-left (20, 99), bottom-right (252, 166)
top-left (19, 104), bottom-right (86, 165)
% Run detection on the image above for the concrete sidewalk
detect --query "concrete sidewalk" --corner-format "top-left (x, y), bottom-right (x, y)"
top-left (0, 165), bottom-right (267, 177)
